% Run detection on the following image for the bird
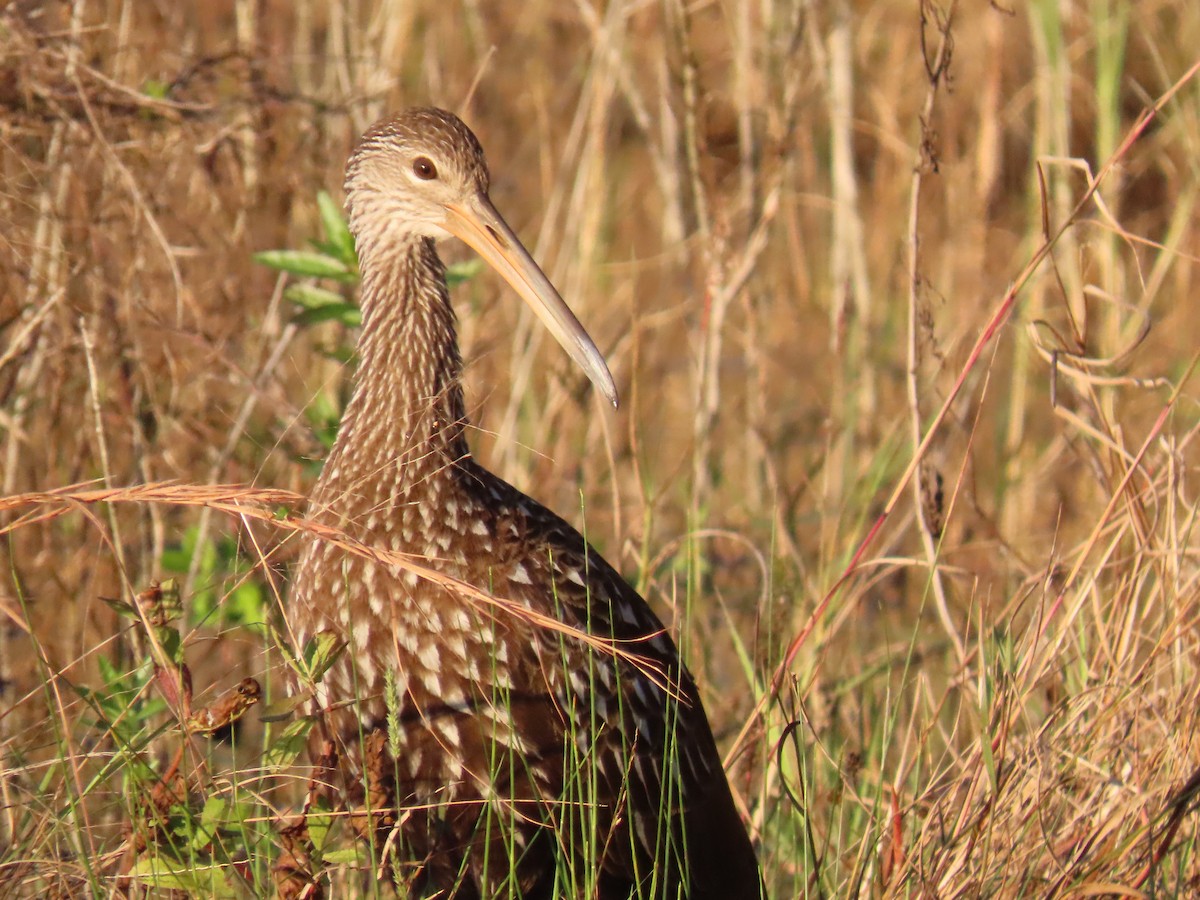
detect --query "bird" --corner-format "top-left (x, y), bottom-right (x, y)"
top-left (288, 107), bottom-right (765, 899)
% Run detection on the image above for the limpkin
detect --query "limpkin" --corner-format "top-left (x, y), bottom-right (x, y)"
top-left (290, 108), bottom-right (764, 899)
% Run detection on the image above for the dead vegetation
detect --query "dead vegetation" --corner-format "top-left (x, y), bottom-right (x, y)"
top-left (2, 0), bottom-right (1199, 896)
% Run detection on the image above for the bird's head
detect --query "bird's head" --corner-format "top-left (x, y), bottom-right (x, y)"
top-left (346, 108), bottom-right (490, 243)
top-left (345, 107), bottom-right (618, 408)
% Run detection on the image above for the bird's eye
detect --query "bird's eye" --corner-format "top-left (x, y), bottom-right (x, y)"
top-left (412, 157), bottom-right (438, 180)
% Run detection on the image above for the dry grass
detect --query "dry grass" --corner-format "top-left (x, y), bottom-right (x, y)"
top-left (1, 0), bottom-right (1199, 896)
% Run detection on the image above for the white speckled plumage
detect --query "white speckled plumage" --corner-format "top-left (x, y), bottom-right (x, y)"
top-left (288, 108), bottom-right (763, 899)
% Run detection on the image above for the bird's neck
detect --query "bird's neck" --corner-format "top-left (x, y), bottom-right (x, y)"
top-left (316, 236), bottom-right (470, 506)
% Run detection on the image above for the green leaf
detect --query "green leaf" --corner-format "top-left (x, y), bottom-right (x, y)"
top-left (253, 250), bottom-right (356, 282)
top-left (271, 624), bottom-right (300, 672)
top-left (122, 755), bottom-right (159, 785)
top-left (161, 526), bottom-right (217, 617)
top-left (97, 656), bottom-right (143, 700)
top-left (322, 846), bottom-right (366, 866)
top-left (292, 303), bottom-right (362, 328)
top-left (100, 595), bottom-right (141, 620)
top-left (305, 391), bottom-right (343, 451)
top-left (303, 631), bottom-right (346, 683)
top-left (157, 578), bottom-right (181, 616)
top-left (191, 796), bottom-right (229, 851)
top-left (154, 626), bottom-right (184, 665)
top-left (259, 693), bottom-right (310, 722)
top-left (447, 258), bottom-right (483, 286)
top-left (284, 283), bottom-right (348, 310)
top-left (227, 580), bottom-right (265, 629)
top-left (307, 794), bottom-right (336, 853)
top-left (126, 855), bottom-right (205, 892)
top-left (317, 190), bottom-right (357, 268)
top-left (143, 78), bottom-right (169, 100)
top-left (320, 345), bottom-right (354, 365)
top-left (262, 717), bottom-right (314, 770)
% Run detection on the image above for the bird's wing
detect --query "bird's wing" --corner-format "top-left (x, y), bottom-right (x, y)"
top-left (478, 477), bottom-right (753, 891)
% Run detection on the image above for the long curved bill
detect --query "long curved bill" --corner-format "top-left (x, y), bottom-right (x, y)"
top-left (444, 194), bottom-right (619, 408)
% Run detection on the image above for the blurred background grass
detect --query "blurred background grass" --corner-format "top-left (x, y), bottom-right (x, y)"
top-left (1, 0), bottom-right (1199, 895)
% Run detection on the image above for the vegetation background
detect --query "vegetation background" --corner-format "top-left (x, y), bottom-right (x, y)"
top-left (1, 0), bottom-right (1198, 896)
